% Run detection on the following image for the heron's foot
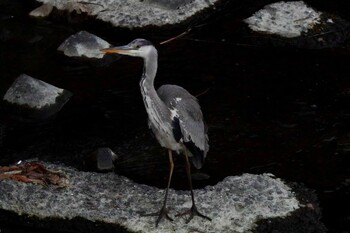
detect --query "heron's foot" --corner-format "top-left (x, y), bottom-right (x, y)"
top-left (143, 206), bottom-right (173, 227)
top-left (176, 204), bottom-right (211, 223)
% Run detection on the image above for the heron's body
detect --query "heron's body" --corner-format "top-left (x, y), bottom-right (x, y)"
top-left (101, 39), bottom-right (210, 226)
top-left (156, 84), bottom-right (209, 168)
top-left (145, 85), bottom-right (183, 152)
top-left (138, 44), bottom-right (208, 169)
top-left (140, 75), bottom-right (183, 152)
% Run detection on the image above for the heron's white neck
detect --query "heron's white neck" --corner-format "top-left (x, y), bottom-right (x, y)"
top-left (140, 45), bottom-right (158, 88)
top-left (139, 45), bottom-right (170, 124)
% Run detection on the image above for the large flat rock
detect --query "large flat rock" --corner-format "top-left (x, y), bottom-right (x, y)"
top-left (32, 0), bottom-right (220, 28)
top-left (0, 162), bottom-right (300, 233)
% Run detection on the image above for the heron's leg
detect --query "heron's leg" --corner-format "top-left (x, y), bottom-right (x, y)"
top-left (176, 151), bottom-right (211, 223)
top-left (157, 149), bottom-right (175, 225)
top-left (145, 149), bottom-right (174, 227)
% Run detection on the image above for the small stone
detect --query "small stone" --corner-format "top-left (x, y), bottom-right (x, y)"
top-left (96, 147), bottom-right (118, 171)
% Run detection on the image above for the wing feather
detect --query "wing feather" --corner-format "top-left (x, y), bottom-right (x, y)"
top-left (157, 84), bottom-right (209, 168)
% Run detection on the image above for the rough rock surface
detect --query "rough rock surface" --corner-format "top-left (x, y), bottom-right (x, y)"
top-left (0, 162), bottom-right (299, 233)
top-left (244, 1), bottom-right (322, 38)
top-left (33, 0), bottom-right (220, 28)
top-left (242, 1), bottom-right (350, 48)
top-left (3, 74), bottom-right (66, 109)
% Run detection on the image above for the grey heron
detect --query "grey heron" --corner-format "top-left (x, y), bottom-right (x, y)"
top-left (101, 39), bottom-right (210, 226)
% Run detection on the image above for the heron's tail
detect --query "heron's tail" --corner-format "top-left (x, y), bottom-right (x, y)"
top-left (184, 142), bottom-right (206, 169)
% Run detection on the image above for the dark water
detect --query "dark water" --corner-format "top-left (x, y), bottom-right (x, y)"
top-left (1, 0), bottom-right (350, 232)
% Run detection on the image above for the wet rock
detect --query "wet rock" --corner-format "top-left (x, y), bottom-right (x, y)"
top-left (58, 31), bottom-right (111, 59)
top-left (2, 74), bottom-right (72, 120)
top-left (0, 162), bottom-right (316, 233)
top-left (32, 0), bottom-right (220, 28)
top-left (242, 1), bottom-right (350, 48)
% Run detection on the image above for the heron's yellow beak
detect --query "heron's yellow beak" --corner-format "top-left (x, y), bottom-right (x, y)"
top-left (100, 46), bottom-right (133, 55)
top-left (100, 48), bottom-right (124, 53)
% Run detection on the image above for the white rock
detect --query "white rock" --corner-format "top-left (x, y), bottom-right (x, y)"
top-left (244, 1), bottom-right (322, 38)
top-left (0, 162), bottom-right (300, 233)
top-left (33, 0), bottom-right (219, 28)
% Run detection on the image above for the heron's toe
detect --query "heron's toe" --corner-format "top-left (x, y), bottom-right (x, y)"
top-left (176, 204), bottom-right (211, 223)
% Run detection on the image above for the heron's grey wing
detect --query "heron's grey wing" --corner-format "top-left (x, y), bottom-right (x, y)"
top-left (157, 84), bottom-right (209, 169)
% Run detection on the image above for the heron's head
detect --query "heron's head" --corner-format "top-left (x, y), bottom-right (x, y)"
top-left (101, 39), bottom-right (155, 59)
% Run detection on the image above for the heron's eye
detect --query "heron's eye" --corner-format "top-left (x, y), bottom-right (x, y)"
top-left (135, 44), bottom-right (141, 49)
